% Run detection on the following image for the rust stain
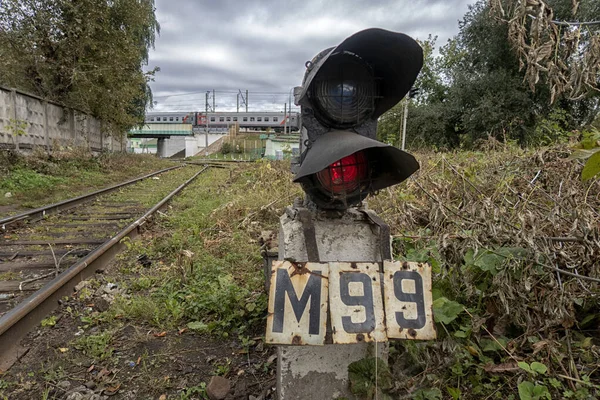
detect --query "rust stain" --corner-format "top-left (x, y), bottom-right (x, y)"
top-left (356, 333), bottom-right (365, 342)
top-left (402, 262), bottom-right (409, 270)
top-left (350, 262), bottom-right (358, 269)
top-left (408, 329), bottom-right (417, 338)
top-left (292, 335), bottom-right (302, 345)
top-left (289, 262), bottom-right (309, 277)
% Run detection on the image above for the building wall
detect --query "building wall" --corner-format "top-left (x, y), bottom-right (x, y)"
top-left (0, 86), bottom-right (123, 152)
top-left (265, 139), bottom-right (300, 160)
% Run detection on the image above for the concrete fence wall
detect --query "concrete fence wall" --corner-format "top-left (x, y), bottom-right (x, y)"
top-left (0, 86), bottom-right (124, 153)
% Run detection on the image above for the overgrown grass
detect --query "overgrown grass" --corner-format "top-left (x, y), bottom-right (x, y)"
top-left (367, 143), bottom-right (599, 399)
top-left (105, 161), bottom-right (298, 337)
top-left (59, 144), bottom-right (598, 399)
top-left (0, 148), bottom-right (175, 211)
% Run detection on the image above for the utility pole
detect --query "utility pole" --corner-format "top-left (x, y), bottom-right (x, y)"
top-left (237, 93), bottom-right (239, 113)
top-left (283, 103), bottom-right (287, 135)
top-left (205, 91), bottom-right (214, 157)
top-left (401, 98), bottom-right (408, 151)
top-left (212, 89), bottom-right (215, 112)
top-left (238, 90), bottom-right (248, 114)
top-left (288, 88), bottom-right (293, 134)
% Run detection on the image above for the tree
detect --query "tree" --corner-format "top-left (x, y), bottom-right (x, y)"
top-left (378, 0), bottom-right (598, 149)
top-left (490, 0), bottom-right (600, 103)
top-left (0, 0), bottom-right (160, 135)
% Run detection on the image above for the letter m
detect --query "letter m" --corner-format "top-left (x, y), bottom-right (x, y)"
top-left (272, 269), bottom-right (322, 335)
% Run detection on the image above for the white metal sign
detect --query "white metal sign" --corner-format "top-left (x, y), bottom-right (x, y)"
top-left (328, 263), bottom-right (387, 344)
top-left (265, 261), bottom-right (329, 345)
top-left (383, 261), bottom-right (436, 340)
top-left (266, 260), bottom-right (436, 345)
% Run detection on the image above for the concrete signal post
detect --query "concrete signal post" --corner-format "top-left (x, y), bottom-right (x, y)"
top-left (265, 28), bottom-right (437, 399)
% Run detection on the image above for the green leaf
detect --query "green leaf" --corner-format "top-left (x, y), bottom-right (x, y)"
top-left (518, 361), bottom-right (532, 373)
top-left (348, 357), bottom-right (392, 398)
top-left (582, 151), bottom-right (600, 181)
top-left (432, 297), bottom-right (464, 324)
top-left (446, 387), bottom-right (461, 400)
top-left (532, 384), bottom-right (550, 399)
top-left (530, 362), bottom-right (547, 375)
top-left (412, 388), bottom-right (442, 400)
top-left (568, 147), bottom-right (600, 160)
top-left (518, 381), bottom-right (535, 400)
top-left (187, 321), bottom-right (209, 332)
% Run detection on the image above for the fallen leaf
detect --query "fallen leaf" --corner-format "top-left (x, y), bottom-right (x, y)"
top-left (104, 383), bottom-right (121, 395)
top-left (483, 362), bottom-right (519, 373)
top-left (154, 331), bottom-right (167, 337)
top-left (97, 368), bottom-right (111, 379)
top-left (178, 328), bottom-right (187, 335)
top-left (87, 365), bottom-right (95, 373)
top-left (136, 356), bottom-right (141, 366)
top-left (159, 395), bottom-right (167, 400)
top-left (59, 348), bottom-right (69, 353)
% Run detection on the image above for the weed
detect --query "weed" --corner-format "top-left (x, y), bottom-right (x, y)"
top-left (213, 358), bottom-right (231, 376)
top-left (177, 382), bottom-right (208, 400)
top-left (73, 330), bottom-right (114, 361)
top-left (0, 272), bottom-right (19, 280)
top-left (40, 316), bottom-right (57, 327)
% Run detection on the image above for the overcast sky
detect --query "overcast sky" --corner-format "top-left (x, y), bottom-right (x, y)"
top-left (147, 0), bottom-right (475, 112)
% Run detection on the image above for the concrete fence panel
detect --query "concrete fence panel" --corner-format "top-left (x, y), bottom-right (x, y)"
top-left (0, 86), bottom-right (115, 153)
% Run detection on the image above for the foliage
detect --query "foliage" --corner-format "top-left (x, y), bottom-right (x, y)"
top-left (490, 0), bottom-right (600, 102)
top-left (6, 119), bottom-right (27, 136)
top-left (40, 316), bottom-right (57, 327)
top-left (369, 145), bottom-right (599, 398)
top-left (0, 149), bottom-right (173, 207)
top-left (0, 0), bottom-right (160, 135)
top-left (377, 0), bottom-right (599, 149)
top-left (570, 128), bottom-right (600, 180)
top-left (348, 357), bottom-right (393, 400)
top-left (73, 330), bottom-right (115, 361)
top-left (177, 382), bottom-right (208, 400)
top-left (109, 161), bottom-right (299, 337)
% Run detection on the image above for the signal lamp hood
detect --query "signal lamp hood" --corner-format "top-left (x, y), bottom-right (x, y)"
top-left (298, 28), bottom-right (424, 120)
top-left (293, 130), bottom-right (419, 191)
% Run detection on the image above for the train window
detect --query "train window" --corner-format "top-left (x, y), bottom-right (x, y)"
top-left (176, 117), bottom-right (179, 121)
top-left (265, 117), bottom-right (269, 122)
top-left (219, 117), bottom-right (225, 122)
top-left (210, 117), bottom-right (216, 122)
top-left (226, 117), bottom-right (231, 122)
top-left (250, 117), bottom-right (255, 121)
top-left (233, 117), bottom-right (238, 121)
top-left (170, 117), bottom-right (174, 121)
top-left (273, 117), bottom-right (278, 122)
top-left (150, 118), bottom-right (155, 121)
top-left (257, 117), bottom-right (262, 122)
top-left (243, 117), bottom-right (248, 122)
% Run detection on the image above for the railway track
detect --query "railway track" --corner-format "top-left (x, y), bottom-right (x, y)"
top-left (0, 164), bottom-right (213, 367)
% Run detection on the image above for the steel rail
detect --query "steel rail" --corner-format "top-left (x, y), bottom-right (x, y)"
top-left (0, 165), bottom-right (183, 230)
top-left (0, 166), bottom-right (209, 365)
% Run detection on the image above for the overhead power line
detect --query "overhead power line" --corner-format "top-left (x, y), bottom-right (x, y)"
top-left (527, 14), bottom-right (600, 27)
top-left (154, 89), bottom-right (292, 98)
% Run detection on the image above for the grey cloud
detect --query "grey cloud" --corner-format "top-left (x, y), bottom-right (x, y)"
top-left (148, 0), bottom-right (475, 111)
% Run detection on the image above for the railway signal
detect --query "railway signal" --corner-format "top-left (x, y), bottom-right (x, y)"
top-left (293, 28), bottom-right (423, 210)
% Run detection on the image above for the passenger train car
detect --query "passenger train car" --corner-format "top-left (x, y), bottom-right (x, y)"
top-left (145, 111), bottom-right (300, 133)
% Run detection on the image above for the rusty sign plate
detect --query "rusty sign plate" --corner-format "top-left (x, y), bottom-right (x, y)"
top-left (328, 263), bottom-right (386, 344)
top-left (266, 261), bottom-right (329, 345)
top-left (383, 261), bottom-right (436, 340)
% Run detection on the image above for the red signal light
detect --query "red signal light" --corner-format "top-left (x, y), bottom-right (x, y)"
top-left (316, 151), bottom-right (368, 194)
